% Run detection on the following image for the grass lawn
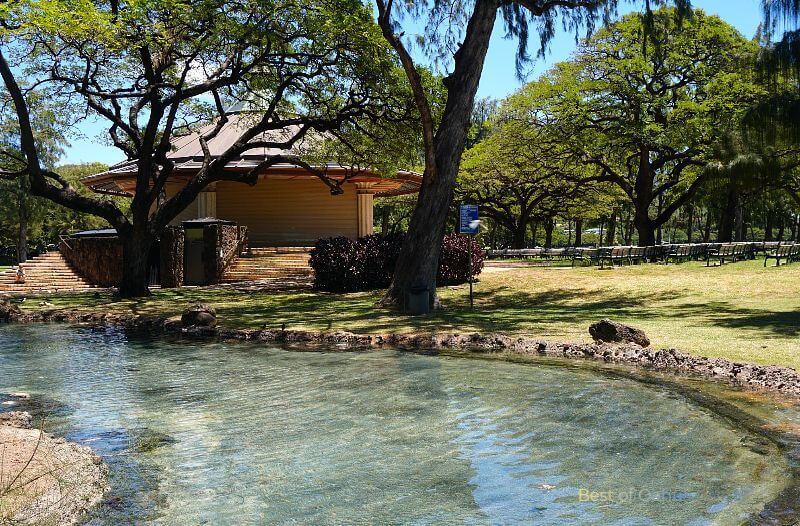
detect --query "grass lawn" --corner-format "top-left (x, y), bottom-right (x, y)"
top-left (15, 259), bottom-right (800, 369)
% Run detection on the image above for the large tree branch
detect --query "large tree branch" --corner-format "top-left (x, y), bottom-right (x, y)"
top-left (375, 0), bottom-right (437, 178)
top-left (0, 48), bottom-right (128, 230)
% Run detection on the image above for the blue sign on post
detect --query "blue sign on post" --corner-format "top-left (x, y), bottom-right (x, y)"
top-left (459, 205), bottom-right (479, 234)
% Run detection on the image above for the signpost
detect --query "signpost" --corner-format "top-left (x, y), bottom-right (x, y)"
top-left (459, 205), bottom-right (479, 308)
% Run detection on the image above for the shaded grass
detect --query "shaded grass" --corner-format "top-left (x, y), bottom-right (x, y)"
top-left (14, 259), bottom-right (800, 369)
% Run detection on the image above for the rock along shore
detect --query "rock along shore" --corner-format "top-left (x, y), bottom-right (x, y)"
top-left (0, 406), bottom-right (108, 525)
top-left (7, 307), bottom-right (800, 400)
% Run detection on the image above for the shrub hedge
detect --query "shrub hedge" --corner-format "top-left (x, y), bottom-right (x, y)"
top-left (309, 233), bottom-right (484, 292)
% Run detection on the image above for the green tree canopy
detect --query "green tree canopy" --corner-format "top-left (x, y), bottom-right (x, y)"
top-left (458, 104), bottom-right (616, 248)
top-left (506, 7), bottom-right (761, 246)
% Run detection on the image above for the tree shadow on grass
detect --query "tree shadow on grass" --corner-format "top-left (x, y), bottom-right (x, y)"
top-left (202, 286), bottom-right (685, 335)
top-left (72, 285), bottom-right (799, 342)
top-left (655, 301), bottom-right (800, 338)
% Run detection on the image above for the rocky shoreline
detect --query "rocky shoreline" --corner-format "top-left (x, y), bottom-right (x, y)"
top-left (0, 401), bottom-right (108, 525)
top-left (3, 305), bottom-right (800, 400)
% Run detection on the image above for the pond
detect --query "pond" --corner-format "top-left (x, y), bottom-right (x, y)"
top-left (0, 324), bottom-right (796, 525)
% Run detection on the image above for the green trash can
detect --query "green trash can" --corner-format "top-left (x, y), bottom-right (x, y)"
top-left (406, 284), bottom-right (431, 316)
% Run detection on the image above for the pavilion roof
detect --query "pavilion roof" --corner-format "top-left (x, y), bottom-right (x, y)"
top-left (80, 112), bottom-right (422, 198)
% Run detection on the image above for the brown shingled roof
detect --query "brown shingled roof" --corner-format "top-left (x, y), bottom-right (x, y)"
top-left (81, 113), bottom-right (422, 198)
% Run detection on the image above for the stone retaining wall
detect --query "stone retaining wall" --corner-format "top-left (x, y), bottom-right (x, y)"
top-left (202, 224), bottom-right (246, 284)
top-left (159, 227), bottom-right (184, 288)
top-left (59, 236), bottom-right (123, 287)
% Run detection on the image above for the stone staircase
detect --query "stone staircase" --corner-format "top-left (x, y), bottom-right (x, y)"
top-left (0, 252), bottom-right (97, 294)
top-left (221, 247), bottom-right (313, 288)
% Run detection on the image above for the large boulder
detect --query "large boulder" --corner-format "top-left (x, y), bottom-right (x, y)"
top-left (0, 299), bottom-right (22, 322)
top-left (589, 319), bottom-right (650, 347)
top-left (181, 303), bottom-right (217, 328)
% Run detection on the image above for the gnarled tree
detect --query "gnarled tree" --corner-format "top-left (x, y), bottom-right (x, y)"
top-left (0, 0), bottom-right (409, 296)
top-left (516, 8), bottom-right (761, 246)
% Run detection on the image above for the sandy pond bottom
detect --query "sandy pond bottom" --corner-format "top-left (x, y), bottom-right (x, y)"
top-left (0, 324), bottom-right (795, 525)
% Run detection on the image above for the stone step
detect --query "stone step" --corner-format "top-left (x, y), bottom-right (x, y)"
top-left (224, 275), bottom-right (311, 281)
top-left (220, 277), bottom-right (312, 285)
top-left (228, 260), bottom-right (310, 268)
top-left (0, 274), bottom-right (90, 280)
top-left (238, 257), bottom-right (311, 263)
top-left (0, 275), bottom-right (88, 283)
top-left (249, 247), bottom-right (312, 254)
top-left (0, 251), bottom-right (93, 293)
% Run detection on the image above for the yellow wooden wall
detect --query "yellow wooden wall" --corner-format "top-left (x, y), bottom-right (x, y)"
top-left (165, 182), bottom-right (199, 224)
top-left (215, 178), bottom-right (358, 246)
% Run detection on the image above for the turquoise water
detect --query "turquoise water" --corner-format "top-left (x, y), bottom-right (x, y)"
top-left (0, 324), bottom-right (792, 525)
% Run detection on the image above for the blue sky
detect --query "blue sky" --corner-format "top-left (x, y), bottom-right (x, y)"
top-left (61, 0), bottom-right (764, 166)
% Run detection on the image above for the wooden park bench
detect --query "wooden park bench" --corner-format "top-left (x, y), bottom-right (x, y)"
top-left (571, 247), bottom-right (599, 267)
top-left (706, 244), bottom-right (738, 266)
top-left (645, 245), bottom-right (667, 262)
top-left (764, 244), bottom-right (799, 267)
top-left (543, 247), bottom-right (566, 260)
top-left (596, 246), bottom-right (629, 268)
top-left (518, 248), bottom-right (542, 259)
top-left (628, 246), bottom-right (647, 264)
top-left (667, 244), bottom-right (694, 264)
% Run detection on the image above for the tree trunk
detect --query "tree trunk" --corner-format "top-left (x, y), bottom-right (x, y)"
top-left (624, 210), bottom-right (633, 245)
top-left (16, 178), bottom-right (28, 263)
top-left (703, 209), bottom-right (712, 243)
top-left (380, 206), bottom-right (390, 234)
top-left (530, 222), bottom-right (538, 247)
top-left (511, 220), bottom-right (527, 249)
top-left (656, 195), bottom-right (664, 245)
top-left (765, 208), bottom-right (774, 241)
top-left (117, 228), bottom-right (154, 298)
top-left (574, 219), bottom-right (583, 246)
top-left (598, 219), bottom-right (604, 247)
top-left (633, 150), bottom-right (656, 246)
top-left (382, 0), bottom-right (497, 309)
top-left (735, 204), bottom-right (744, 241)
top-left (634, 211), bottom-right (656, 247)
top-left (544, 218), bottom-right (554, 248)
top-left (718, 186), bottom-right (738, 242)
top-left (605, 211), bottom-right (616, 246)
top-left (567, 218), bottom-right (573, 246)
top-left (686, 205), bottom-right (693, 243)
top-left (778, 214), bottom-right (786, 241)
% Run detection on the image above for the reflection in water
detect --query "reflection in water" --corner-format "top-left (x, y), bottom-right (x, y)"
top-left (0, 324), bottom-right (791, 525)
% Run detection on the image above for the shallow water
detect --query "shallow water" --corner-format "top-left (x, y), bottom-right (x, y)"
top-left (0, 324), bottom-right (794, 525)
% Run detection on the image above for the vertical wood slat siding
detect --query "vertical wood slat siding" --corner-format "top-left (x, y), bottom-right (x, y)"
top-left (216, 178), bottom-right (358, 246)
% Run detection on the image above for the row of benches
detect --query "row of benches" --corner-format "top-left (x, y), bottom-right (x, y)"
top-left (485, 242), bottom-right (800, 268)
top-left (763, 243), bottom-right (800, 267)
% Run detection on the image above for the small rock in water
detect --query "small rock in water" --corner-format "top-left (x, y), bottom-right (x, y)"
top-left (132, 428), bottom-right (177, 453)
top-left (588, 319), bottom-right (650, 347)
